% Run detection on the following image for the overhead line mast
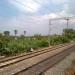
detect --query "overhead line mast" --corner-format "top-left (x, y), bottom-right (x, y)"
top-left (48, 19), bottom-right (51, 46)
top-left (48, 16), bottom-right (75, 46)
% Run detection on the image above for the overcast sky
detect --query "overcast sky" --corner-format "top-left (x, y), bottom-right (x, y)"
top-left (0, 0), bottom-right (75, 36)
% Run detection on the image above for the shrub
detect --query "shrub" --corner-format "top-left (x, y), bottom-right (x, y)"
top-left (0, 40), bottom-right (8, 56)
top-left (37, 40), bottom-right (48, 47)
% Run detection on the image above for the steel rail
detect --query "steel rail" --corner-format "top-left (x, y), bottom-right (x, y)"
top-left (0, 43), bottom-right (70, 63)
top-left (0, 44), bottom-right (67, 68)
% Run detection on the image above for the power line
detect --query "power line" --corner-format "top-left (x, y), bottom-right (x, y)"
top-left (14, 0), bottom-right (35, 11)
top-left (14, 0), bottom-right (43, 25)
top-left (33, 0), bottom-right (51, 13)
top-left (49, 16), bottom-right (75, 29)
top-left (14, 0), bottom-right (51, 15)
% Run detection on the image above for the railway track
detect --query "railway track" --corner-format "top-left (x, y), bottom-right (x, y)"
top-left (0, 44), bottom-right (66, 63)
top-left (0, 45), bottom-right (57, 63)
top-left (0, 56), bottom-right (5, 60)
top-left (0, 43), bottom-right (69, 68)
top-left (0, 43), bottom-right (74, 75)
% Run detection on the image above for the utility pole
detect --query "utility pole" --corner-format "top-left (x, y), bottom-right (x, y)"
top-left (66, 18), bottom-right (69, 29)
top-left (48, 19), bottom-right (51, 46)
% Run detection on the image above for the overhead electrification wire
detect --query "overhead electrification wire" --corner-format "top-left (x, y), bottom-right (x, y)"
top-left (13, 0), bottom-right (42, 25)
top-left (14, 1), bottom-right (75, 28)
top-left (33, 0), bottom-right (52, 14)
top-left (14, 0), bottom-right (75, 20)
top-left (14, 0), bottom-right (35, 11)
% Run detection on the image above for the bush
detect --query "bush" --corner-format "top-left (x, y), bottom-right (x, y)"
top-left (37, 40), bottom-right (48, 47)
top-left (50, 35), bottom-right (70, 45)
top-left (0, 40), bottom-right (8, 56)
top-left (7, 42), bottom-right (27, 55)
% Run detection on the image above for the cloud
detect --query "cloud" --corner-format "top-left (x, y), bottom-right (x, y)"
top-left (66, 0), bottom-right (75, 15)
top-left (59, 0), bottom-right (75, 17)
top-left (51, 0), bottom-right (67, 5)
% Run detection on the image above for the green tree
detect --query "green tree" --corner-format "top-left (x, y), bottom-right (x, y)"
top-left (4, 31), bottom-right (10, 36)
top-left (63, 29), bottom-right (75, 39)
top-left (24, 31), bottom-right (26, 36)
top-left (34, 34), bottom-right (42, 40)
top-left (14, 30), bottom-right (18, 36)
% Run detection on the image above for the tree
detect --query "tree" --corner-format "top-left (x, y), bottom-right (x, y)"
top-left (20, 35), bottom-right (25, 39)
top-left (4, 31), bottom-right (10, 36)
top-left (24, 31), bottom-right (26, 36)
top-left (0, 33), bottom-right (2, 37)
top-left (14, 30), bottom-right (17, 36)
top-left (63, 29), bottom-right (75, 35)
top-left (34, 34), bottom-right (42, 39)
top-left (63, 28), bottom-right (75, 39)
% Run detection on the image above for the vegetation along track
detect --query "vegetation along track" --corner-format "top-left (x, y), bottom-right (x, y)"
top-left (0, 43), bottom-right (71, 69)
